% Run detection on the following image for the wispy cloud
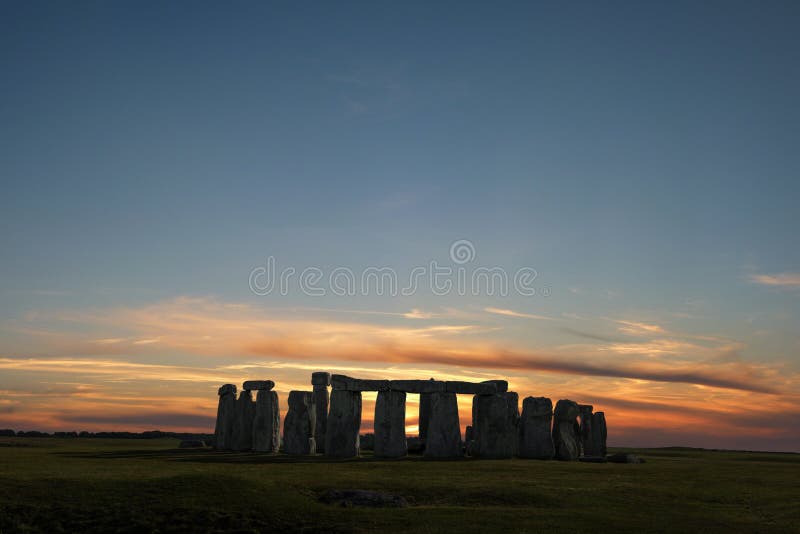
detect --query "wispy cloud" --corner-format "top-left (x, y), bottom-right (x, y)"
top-left (484, 307), bottom-right (554, 320)
top-left (749, 272), bottom-right (800, 289)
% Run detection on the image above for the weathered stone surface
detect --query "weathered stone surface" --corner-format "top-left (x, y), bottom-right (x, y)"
top-left (325, 389), bottom-right (362, 458)
top-left (481, 380), bottom-right (508, 393)
top-left (331, 374), bottom-right (389, 391)
top-left (579, 404), bottom-right (597, 456)
top-left (552, 399), bottom-right (580, 461)
top-left (592, 411), bottom-right (607, 457)
top-left (218, 383), bottom-right (237, 396)
top-left (231, 390), bottom-right (256, 451)
top-left (312, 385), bottom-right (329, 453)
top-left (519, 396), bottom-right (554, 459)
top-left (214, 384), bottom-right (237, 450)
top-left (242, 380), bottom-right (275, 391)
top-left (419, 392), bottom-right (432, 444)
top-left (389, 379), bottom-right (445, 393)
top-left (424, 392), bottom-right (461, 458)
top-left (253, 390), bottom-right (280, 452)
top-left (282, 391), bottom-right (316, 455)
top-left (312, 371), bottom-right (331, 386)
top-left (374, 390), bottom-right (407, 458)
top-left (319, 489), bottom-right (408, 508)
top-left (445, 381), bottom-right (497, 395)
top-left (471, 392), bottom-right (519, 458)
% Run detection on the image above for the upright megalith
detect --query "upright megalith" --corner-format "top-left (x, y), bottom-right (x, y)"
top-left (519, 396), bottom-right (554, 459)
top-left (312, 372), bottom-right (331, 454)
top-left (325, 389), bottom-right (362, 458)
top-left (214, 384), bottom-right (237, 450)
top-left (253, 389), bottom-right (280, 452)
top-left (592, 411), bottom-right (607, 457)
top-left (374, 390), bottom-right (407, 458)
top-left (424, 392), bottom-right (461, 458)
top-left (552, 399), bottom-right (581, 460)
top-left (283, 391), bottom-right (316, 455)
top-left (471, 391), bottom-right (519, 458)
top-left (579, 404), bottom-right (597, 457)
top-left (232, 389), bottom-right (256, 451)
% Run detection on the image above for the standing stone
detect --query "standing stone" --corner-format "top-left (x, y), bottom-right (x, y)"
top-left (419, 392), bottom-right (432, 445)
top-left (325, 389), bottom-right (362, 458)
top-left (519, 396), bottom-right (554, 459)
top-left (231, 390), bottom-right (256, 451)
top-left (282, 391), bottom-right (316, 455)
top-left (471, 392), bottom-right (519, 458)
top-left (579, 404), bottom-right (597, 456)
top-left (552, 399), bottom-right (581, 461)
top-left (253, 390), bottom-right (280, 452)
top-left (374, 390), bottom-right (407, 458)
top-left (424, 392), bottom-right (461, 458)
top-left (214, 384), bottom-right (237, 450)
top-left (592, 411), bottom-right (607, 457)
top-left (312, 372), bottom-right (330, 454)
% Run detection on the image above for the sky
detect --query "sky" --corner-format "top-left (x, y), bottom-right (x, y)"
top-left (1, 1), bottom-right (799, 451)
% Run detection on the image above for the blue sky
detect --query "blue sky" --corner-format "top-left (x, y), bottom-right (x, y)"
top-left (1, 2), bottom-right (799, 450)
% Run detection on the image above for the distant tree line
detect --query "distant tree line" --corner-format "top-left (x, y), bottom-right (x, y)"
top-left (0, 429), bottom-right (214, 440)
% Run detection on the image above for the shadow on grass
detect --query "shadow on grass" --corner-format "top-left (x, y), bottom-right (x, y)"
top-left (56, 448), bottom-right (477, 464)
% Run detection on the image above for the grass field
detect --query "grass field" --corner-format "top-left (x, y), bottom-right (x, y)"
top-left (1, 437), bottom-right (798, 533)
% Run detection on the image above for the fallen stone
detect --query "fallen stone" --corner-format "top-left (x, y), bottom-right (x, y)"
top-left (424, 392), bottom-right (461, 458)
top-left (179, 439), bottom-right (206, 448)
top-left (231, 390), bottom-right (256, 451)
top-left (282, 391), bottom-right (316, 455)
top-left (325, 389), bottom-right (362, 458)
top-left (214, 384), bottom-right (237, 450)
top-left (481, 380), bottom-right (508, 393)
top-left (607, 453), bottom-right (645, 464)
top-left (374, 390), bottom-right (407, 458)
top-left (445, 381), bottom-right (497, 395)
top-left (519, 396), bottom-right (554, 459)
top-left (471, 392), bottom-right (519, 458)
top-left (313, 385), bottom-right (329, 453)
top-left (389, 379), bottom-right (445, 393)
top-left (242, 380), bottom-right (275, 391)
top-left (552, 399), bottom-right (580, 461)
top-left (319, 489), bottom-right (408, 508)
top-left (592, 412), bottom-right (607, 457)
top-left (331, 374), bottom-right (389, 391)
top-left (579, 455), bottom-right (607, 463)
top-left (253, 390), bottom-right (280, 452)
top-left (312, 371), bottom-right (332, 386)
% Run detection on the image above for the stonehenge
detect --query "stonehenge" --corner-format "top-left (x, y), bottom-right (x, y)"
top-left (519, 396), bottom-right (555, 459)
top-left (552, 399), bottom-right (581, 460)
top-left (283, 391), bottom-right (316, 455)
top-left (212, 374), bottom-right (609, 463)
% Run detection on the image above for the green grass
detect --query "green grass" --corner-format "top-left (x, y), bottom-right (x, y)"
top-left (1, 438), bottom-right (798, 533)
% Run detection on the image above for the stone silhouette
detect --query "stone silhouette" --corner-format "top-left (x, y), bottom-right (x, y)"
top-left (282, 391), bottom-right (316, 455)
top-left (374, 390), bottom-right (407, 458)
top-left (312, 371), bottom-right (330, 453)
top-left (471, 391), bottom-right (519, 458)
top-left (253, 389), bottom-right (280, 452)
top-left (552, 399), bottom-right (581, 460)
top-left (231, 389), bottom-right (256, 451)
top-left (519, 396), bottom-right (554, 459)
top-left (592, 411), bottom-right (607, 457)
top-left (424, 392), bottom-right (461, 458)
top-left (325, 389), bottom-right (362, 458)
top-left (214, 384), bottom-right (237, 450)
